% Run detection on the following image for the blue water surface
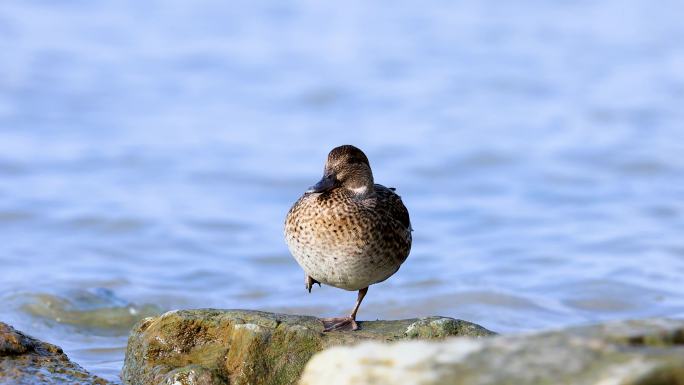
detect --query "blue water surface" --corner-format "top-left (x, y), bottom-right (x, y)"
top-left (1, 0), bottom-right (684, 381)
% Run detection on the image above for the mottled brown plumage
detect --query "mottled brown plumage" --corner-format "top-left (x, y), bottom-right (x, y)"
top-left (284, 145), bottom-right (412, 331)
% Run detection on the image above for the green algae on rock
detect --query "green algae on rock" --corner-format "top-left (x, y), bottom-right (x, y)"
top-left (300, 318), bottom-right (684, 385)
top-left (121, 309), bottom-right (494, 385)
top-left (0, 322), bottom-right (111, 385)
top-left (404, 316), bottom-right (493, 339)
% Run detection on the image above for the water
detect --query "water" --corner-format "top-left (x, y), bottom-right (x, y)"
top-left (2, 0), bottom-right (684, 382)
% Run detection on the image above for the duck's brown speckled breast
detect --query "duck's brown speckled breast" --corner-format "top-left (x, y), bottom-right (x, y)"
top-left (284, 186), bottom-right (412, 291)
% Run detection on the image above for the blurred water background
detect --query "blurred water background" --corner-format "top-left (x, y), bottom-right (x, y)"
top-left (2, 0), bottom-right (684, 382)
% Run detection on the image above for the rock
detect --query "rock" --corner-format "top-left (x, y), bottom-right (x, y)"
top-left (0, 322), bottom-right (111, 385)
top-left (300, 318), bottom-right (684, 385)
top-left (121, 309), bottom-right (494, 385)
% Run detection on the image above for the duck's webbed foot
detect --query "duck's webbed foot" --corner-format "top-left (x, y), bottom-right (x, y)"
top-left (305, 276), bottom-right (321, 293)
top-left (321, 316), bottom-right (359, 332)
top-left (320, 287), bottom-right (368, 332)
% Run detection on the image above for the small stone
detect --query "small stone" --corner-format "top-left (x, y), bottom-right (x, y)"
top-left (159, 364), bottom-right (223, 385)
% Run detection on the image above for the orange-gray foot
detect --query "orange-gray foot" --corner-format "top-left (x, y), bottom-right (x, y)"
top-left (321, 317), bottom-right (358, 332)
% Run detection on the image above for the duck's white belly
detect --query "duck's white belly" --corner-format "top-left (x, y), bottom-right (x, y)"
top-left (284, 195), bottom-right (403, 291)
top-left (286, 233), bottom-right (399, 291)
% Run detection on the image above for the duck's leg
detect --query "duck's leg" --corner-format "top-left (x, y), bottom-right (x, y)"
top-left (321, 287), bottom-right (368, 332)
top-left (306, 275), bottom-right (321, 293)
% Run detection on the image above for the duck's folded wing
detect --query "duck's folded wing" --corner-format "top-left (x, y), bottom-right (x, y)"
top-left (374, 184), bottom-right (411, 231)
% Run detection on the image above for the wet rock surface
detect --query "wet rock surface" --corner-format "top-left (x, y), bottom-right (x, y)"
top-left (0, 322), bottom-right (111, 385)
top-left (121, 309), bottom-right (494, 385)
top-left (300, 318), bottom-right (684, 385)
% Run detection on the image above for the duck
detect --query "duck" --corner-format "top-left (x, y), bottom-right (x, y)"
top-left (284, 145), bottom-right (412, 332)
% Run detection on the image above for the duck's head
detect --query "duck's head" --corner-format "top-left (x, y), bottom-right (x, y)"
top-left (307, 145), bottom-right (374, 196)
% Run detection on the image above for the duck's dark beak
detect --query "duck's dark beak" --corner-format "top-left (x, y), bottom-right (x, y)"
top-left (307, 174), bottom-right (338, 193)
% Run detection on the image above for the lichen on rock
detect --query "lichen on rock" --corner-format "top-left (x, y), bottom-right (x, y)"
top-left (405, 316), bottom-right (494, 339)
